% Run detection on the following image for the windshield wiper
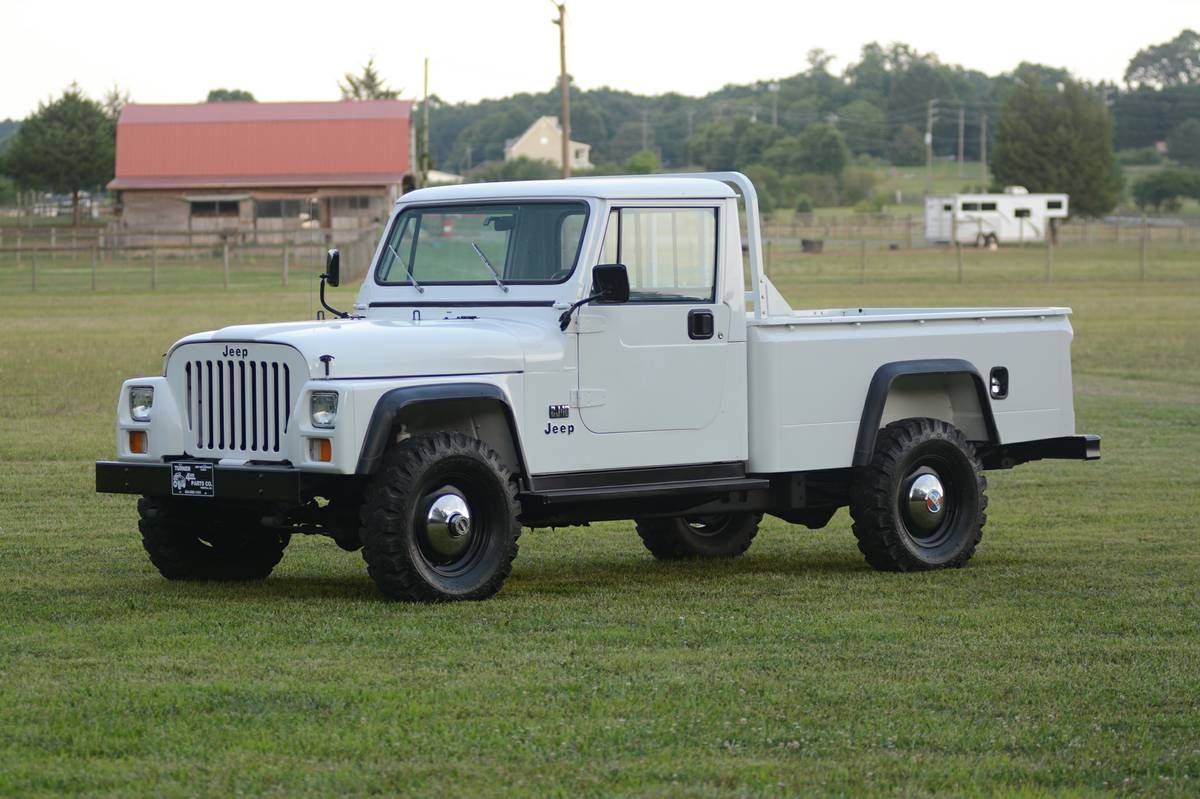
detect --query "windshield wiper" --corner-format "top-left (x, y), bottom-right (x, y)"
top-left (387, 244), bottom-right (424, 293)
top-left (471, 243), bottom-right (509, 293)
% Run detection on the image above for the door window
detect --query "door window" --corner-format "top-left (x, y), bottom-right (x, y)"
top-left (600, 207), bottom-right (718, 302)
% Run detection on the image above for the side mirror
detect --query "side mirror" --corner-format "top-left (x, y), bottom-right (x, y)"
top-left (592, 263), bottom-right (630, 303)
top-left (323, 248), bottom-right (341, 287)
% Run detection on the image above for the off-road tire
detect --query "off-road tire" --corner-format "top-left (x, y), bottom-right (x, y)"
top-left (138, 496), bottom-right (290, 580)
top-left (634, 512), bottom-right (762, 560)
top-left (849, 418), bottom-right (987, 571)
top-left (359, 433), bottom-right (521, 601)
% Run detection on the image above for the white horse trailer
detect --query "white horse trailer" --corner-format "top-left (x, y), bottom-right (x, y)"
top-left (925, 188), bottom-right (1069, 246)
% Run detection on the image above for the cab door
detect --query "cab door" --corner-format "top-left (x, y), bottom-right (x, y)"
top-left (575, 204), bottom-right (742, 465)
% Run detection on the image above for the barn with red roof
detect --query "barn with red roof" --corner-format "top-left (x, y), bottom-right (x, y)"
top-left (109, 100), bottom-right (412, 239)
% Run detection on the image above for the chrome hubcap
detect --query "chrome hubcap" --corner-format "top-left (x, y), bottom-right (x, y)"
top-left (424, 491), bottom-right (473, 560)
top-left (905, 472), bottom-right (947, 535)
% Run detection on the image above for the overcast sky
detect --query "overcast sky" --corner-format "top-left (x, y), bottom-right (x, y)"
top-left (1, 0), bottom-right (1193, 119)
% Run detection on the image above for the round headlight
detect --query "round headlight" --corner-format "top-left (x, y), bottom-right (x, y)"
top-left (311, 392), bottom-right (338, 428)
top-left (130, 386), bottom-right (154, 422)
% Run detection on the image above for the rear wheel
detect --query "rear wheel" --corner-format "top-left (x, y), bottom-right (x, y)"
top-left (359, 433), bottom-right (521, 601)
top-left (635, 512), bottom-right (762, 559)
top-left (849, 418), bottom-right (987, 571)
top-left (138, 497), bottom-right (290, 580)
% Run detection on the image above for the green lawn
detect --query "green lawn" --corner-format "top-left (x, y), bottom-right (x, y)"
top-left (1, 249), bottom-right (1198, 796)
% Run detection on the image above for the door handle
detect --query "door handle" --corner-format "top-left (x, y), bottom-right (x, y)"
top-left (688, 309), bottom-right (714, 340)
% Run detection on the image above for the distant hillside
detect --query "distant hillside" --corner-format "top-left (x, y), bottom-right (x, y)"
top-left (427, 39), bottom-right (1199, 175)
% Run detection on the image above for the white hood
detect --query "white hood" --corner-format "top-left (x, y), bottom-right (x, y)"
top-left (170, 318), bottom-right (529, 379)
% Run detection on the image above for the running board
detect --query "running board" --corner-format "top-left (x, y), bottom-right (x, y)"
top-left (523, 476), bottom-right (770, 506)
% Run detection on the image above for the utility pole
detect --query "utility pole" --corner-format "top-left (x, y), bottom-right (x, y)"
top-left (421, 57), bottom-right (431, 186)
top-left (925, 98), bottom-right (938, 187)
top-left (551, 2), bottom-right (571, 178)
top-left (979, 113), bottom-right (988, 187)
top-left (957, 107), bottom-right (965, 178)
top-left (686, 108), bottom-right (696, 165)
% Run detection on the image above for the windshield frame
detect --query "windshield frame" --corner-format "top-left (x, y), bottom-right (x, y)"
top-left (372, 200), bottom-right (591, 288)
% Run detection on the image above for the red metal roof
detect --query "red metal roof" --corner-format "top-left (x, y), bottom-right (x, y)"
top-left (110, 101), bottom-right (411, 191)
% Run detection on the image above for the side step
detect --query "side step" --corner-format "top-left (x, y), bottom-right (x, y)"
top-left (524, 476), bottom-right (770, 506)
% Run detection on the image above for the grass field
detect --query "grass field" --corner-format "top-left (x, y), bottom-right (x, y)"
top-left (1, 247), bottom-right (1198, 796)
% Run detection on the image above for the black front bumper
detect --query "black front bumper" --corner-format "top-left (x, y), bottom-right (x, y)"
top-left (95, 461), bottom-right (354, 504)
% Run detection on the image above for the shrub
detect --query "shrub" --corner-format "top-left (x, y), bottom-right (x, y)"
top-left (839, 166), bottom-right (878, 205)
top-left (797, 174), bottom-right (840, 207)
top-left (1116, 147), bottom-right (1164, 166)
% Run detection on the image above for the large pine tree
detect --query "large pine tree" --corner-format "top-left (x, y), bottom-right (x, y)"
top-left (991, 69), bottom-right (1122, 216)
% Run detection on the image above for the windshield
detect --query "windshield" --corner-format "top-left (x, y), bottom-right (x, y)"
top-left (375, 202), bottom-right (588, 286)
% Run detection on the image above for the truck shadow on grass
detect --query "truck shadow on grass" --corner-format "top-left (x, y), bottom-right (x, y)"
top-left (133, 550), bottom-right (880, 604)
top-left (510, 551), bottom-right (881, 599)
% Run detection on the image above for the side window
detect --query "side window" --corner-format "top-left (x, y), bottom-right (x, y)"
top-left (600, 209), bottom-right (619, 263)
top-left (559, 212), bottom-right (585, 274)
top-left (601, 207), bottom-right (718, 302)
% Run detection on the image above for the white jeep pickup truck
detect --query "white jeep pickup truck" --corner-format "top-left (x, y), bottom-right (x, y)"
top-left (96, 172), bottom-right (1099, 601)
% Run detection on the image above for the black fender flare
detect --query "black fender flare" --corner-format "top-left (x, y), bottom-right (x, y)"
top-left (355, 383), bottom-right (527, 479)
top-left (852, 359), bottom-right (999, 466)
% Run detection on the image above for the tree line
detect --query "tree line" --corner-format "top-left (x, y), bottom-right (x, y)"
top-left (2, 32), bottom-right (1198, 220)
top-left (428, 30), bottom-right (1199, 215)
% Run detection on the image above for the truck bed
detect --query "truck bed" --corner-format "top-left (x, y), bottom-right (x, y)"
top-left (745, 306), bottom-right (1077, 473)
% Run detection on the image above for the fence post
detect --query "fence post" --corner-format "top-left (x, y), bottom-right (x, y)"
top-left (1045, 239), bottom-right (1053, 282)
top-left (31, 246), bottom-right (38, 291)
top-left (955, 242), bottom-right (963, 284)
top-left (859, 239), bottom-right (866, 284)
top-left (50, 227), bottom-right (56, 257)
top-left (223, 241), bottom-right (230, 288)
top-left (72, 228), bottom-right (77, 261)
top-left (1139, 230), bottom-right (1147, 281)
top-left (91, 244), bottom-right (97, 291)
top-left (906, 214), bottom-right (913, 250)
top-left (15, 231), bottom-right (21, 267)
top-left (283, 242), bottom-right (290, 288)
top-left (151, 231), bottom-right (158, 289)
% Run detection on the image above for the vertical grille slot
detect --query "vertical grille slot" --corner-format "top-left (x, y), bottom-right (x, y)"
top-left (185, 362), bottom-right (193, 432)
top-left (260, 361), bottom-right (270, 453)
top-left (283, 364), bottom-right (291, 434)
top-left (217, 361), bottom-right (225, 450)
top-left (238, 361), bottom-right (246, 450)
top-left (206, 361), bottom-right (214, 449)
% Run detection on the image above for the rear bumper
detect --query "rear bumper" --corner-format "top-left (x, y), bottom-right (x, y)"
top-left (95, 460), bottom-right (356, 504)
top-left (979, 434), bottom-right (1101, 469)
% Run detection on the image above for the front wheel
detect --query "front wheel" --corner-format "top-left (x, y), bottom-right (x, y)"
top-left (359, 433), bottom-right (521, 601)
top-left (138, 497), bottom-right (290, 580)
top-left (849, 418), bottom-right (987, 571)
top-left (635, 512), bottom-right (762, 559)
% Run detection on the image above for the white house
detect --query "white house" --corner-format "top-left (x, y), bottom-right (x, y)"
top-left (925, 187), bottom-right (1069, 246)
top-left (504, 116), bottom-right (592, 170)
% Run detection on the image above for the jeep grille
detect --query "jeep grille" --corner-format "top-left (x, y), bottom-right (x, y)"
top-left (184, 359), bottom-right (291, 454)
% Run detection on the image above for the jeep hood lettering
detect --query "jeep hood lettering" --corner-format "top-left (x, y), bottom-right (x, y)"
top-left (171, 319), bottom-right (526, 378)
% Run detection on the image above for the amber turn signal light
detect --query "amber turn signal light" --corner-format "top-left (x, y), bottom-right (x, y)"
top-left (129, 431), bottom-right (147, 454)
top-left (313, 438), bottom-right (332, 462)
